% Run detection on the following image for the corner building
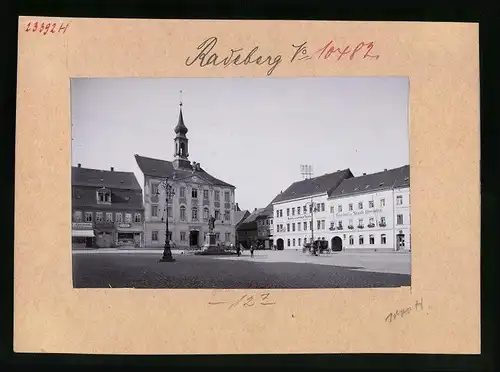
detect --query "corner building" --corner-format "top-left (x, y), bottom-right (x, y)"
top-left (327, 165), bottom-right (410, 252)
top-left (135, 101), bottom-right (237, 249)
top-left (272, 169), bottom-right (354, 250)
top-left (71, 165), bottom-right (145, 248)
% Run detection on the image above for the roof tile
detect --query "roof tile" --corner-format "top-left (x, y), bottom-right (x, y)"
top-left (135, 154), bottom-right (235, 188)
top-left (274, 169), bottom-right (354, 203)
top-left (330, 165), bottom-right (409, 197)
top-left (72, 167), bottom-right (142, 190)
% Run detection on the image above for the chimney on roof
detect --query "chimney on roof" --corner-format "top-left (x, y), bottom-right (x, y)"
top-left (77, 163), bottom-right (81, 168)
top-left (384, 168), bottom-right (388, 171)
top-left (363, 173), bottom-right (367, 175)
top-left (110, 167), bottom-right (114, 171)
top-left (254, 208), bottom-right (257, 212)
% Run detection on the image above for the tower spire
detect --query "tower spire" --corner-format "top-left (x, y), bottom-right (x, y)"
top-left (173, 89), bottom-right (190, 170)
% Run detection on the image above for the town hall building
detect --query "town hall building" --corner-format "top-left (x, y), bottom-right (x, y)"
top-left (135, 99), bottom-right (237, 249)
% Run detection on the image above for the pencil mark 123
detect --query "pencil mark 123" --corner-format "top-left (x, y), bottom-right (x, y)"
top-left (24, 21), bottom-right (70, 35)
top-left (209, 292), bottom-right (277, 309)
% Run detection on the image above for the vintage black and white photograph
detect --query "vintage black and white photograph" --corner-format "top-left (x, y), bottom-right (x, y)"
top-left (71, 77), bottom-right (411, 289)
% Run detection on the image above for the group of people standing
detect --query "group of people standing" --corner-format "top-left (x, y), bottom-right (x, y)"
top-left (234, 243), bottom-right (255, 258)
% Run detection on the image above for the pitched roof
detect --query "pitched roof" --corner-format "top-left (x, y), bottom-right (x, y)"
top-left (234, 210), bottom-right (250, 226)
top-left (244, 208), bottom-right (266, 223)
top-left (330, 165), bottom-right (409, 197)
top-left (392, 165), bottom-right (410, 188)
top-left (134, 154), bottom-right (235, 188)
top-left (72, 187), bottom-right (144, 210)
top-left (274, 169), bottom-right (354, 204)
top-left (72, 166), bottom-right (142, 190)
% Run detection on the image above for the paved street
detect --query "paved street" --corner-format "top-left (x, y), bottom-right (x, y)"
top-left (72, 250), bottom-right (411, 289)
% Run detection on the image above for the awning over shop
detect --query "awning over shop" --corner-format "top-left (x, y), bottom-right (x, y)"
top-left (72, 230), bottom-right (95, 237)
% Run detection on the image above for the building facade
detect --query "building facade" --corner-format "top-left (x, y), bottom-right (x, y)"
top-left (272, 169), bottom-right (354, 250)
top-left (326, 165), bottom-right (410, 252)
top-left (135, 101), bottom-right (237, 249)
top-left (236, 208), bottom-right (262, 249)
top-left (234, 209), bottom-right (251, 245)
top-left (393, 172), bottom-right (411, 251)
top-left (71, 165), bottom-right (145, 248)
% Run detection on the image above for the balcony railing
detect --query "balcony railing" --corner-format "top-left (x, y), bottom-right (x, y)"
top-left (348, 225), bottom-right (354, 230)
top-left (367, 223), bottom-right (375, 228)
top-left (357, 225), bottom-right (364, 229)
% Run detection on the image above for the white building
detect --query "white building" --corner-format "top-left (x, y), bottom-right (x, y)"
top-left (135, 101), bottom-right (237, 248)
top-left (393, 172), bottom-right (411, 251)
top-left (327, 166), bottom-right (410, 252)
top-left (272, 169), bottom-right (354, 250)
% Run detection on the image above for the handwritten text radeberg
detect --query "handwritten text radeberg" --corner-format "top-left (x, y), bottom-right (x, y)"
top-left (185, 37), bottom-right (283, 76)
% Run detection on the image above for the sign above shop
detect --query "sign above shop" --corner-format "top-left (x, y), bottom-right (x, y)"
top-left (72, 222), bottom-right (93, 230)
top-left (336, 208), bottom-right (383, 218)
top-left (118, 223), bottom-right (131, 228)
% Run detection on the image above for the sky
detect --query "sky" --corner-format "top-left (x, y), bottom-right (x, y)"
top-left (71, 77), bottom-right (409, 211)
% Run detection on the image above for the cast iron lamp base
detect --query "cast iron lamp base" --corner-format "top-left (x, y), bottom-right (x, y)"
top-left (158, 244), bottom-right (176, 262)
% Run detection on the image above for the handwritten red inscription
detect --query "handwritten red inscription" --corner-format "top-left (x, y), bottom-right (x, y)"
top-left (24, 21), bottom-right (70, 35)
top-left (315, 40), bottom-right (380, 61)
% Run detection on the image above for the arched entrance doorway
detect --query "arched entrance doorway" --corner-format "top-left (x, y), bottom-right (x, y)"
top-left (331, 236), bottom-right (343, 252)
top-left (396, 231), bottom-right (405, 251)
top-left (276, 238), bottom-right (284, 250)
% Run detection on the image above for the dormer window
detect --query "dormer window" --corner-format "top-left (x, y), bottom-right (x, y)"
top-left (97, 188), bottom-right (111, 204)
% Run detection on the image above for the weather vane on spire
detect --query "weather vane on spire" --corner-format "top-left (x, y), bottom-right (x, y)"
top-left (179, 89), bottom-right (183, 107)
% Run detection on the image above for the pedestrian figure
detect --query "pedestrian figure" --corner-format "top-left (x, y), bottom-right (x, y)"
top-left (250, 244), bottom-right (254, 258)
top-left (236, 244), bottom-right (241, 257)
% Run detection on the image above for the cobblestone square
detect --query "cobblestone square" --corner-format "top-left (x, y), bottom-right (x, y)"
top-left (72, 250), bottom-right (411, 288)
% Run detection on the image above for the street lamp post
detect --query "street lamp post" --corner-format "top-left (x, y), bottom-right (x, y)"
top-left (306, 197), bottom-right (320, 256)
top-left (156, 179), bottom-right (176, 262)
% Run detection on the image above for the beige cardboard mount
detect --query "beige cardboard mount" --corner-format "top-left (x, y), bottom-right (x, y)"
top-left (15, 18), bottom-right (480, 354)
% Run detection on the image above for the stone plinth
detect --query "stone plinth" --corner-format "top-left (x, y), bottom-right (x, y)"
top-left (194, 232), bottom-right (235, 255)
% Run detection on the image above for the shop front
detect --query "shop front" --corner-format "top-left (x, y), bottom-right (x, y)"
top-left (94, 222), bottom-right (116, 248)
top-left (116, 222), bottom-right (143, 248)
top-left (72, 222), bottom-right (95, 248)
